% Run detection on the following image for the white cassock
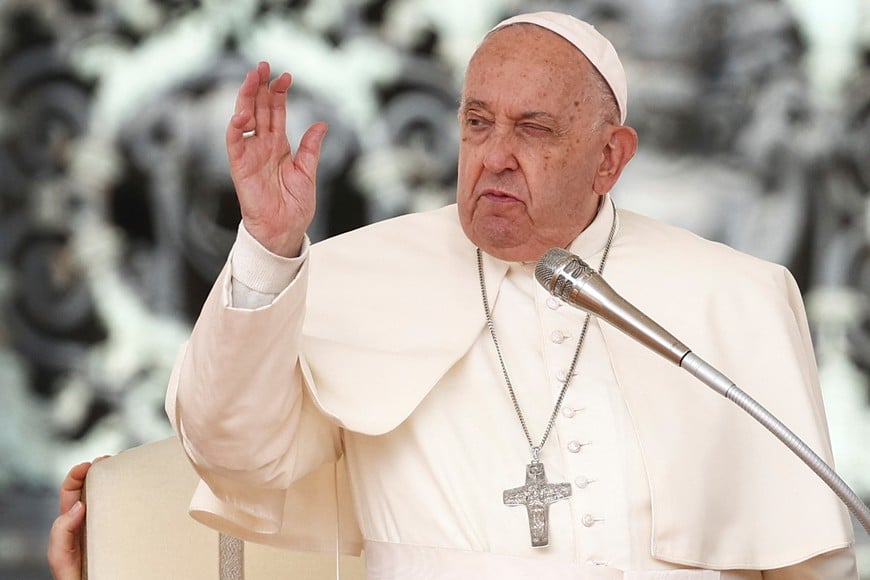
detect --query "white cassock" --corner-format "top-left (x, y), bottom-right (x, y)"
top-left (166, 195), bottom-right (857, 579)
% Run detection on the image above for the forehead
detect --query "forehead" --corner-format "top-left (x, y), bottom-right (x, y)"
top-left (462, 25), bottom-right (591, 112)
top-left (468, 24), bottom-right (588, 78)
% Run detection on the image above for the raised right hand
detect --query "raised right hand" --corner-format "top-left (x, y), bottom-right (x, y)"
top-left (226, 62), bottom-right (328, 257)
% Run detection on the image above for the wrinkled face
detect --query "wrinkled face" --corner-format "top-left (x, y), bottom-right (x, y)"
top-left (457, 25), bottom-right (613, 262)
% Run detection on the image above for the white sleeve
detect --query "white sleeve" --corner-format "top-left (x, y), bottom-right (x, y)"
top-left (166, 223), bottom-right (340, 534)
top-left (229, 222), bottom-right (310, 309)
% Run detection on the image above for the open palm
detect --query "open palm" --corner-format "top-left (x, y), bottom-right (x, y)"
top-left (226, 61), bottom-right (327, 257)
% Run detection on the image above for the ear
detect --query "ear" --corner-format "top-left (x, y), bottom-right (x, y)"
top-left (592, 125), bottom-right (638, 195)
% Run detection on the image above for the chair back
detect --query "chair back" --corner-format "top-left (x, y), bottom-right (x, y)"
top-left (83, 437), bottom-right (365, 579)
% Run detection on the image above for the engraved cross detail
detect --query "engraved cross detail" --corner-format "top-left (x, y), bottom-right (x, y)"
top-left (503, 461), bottom-right (572, 547)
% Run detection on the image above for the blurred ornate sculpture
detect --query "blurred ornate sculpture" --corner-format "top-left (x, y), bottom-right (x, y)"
top-left (0, 0), bottom-right (866, 525)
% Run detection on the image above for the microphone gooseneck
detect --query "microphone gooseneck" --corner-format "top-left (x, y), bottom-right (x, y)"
top-left (535, 247), bottom-right (870, 535)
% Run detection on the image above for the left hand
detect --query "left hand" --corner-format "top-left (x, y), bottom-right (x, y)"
top-left (47, 460), bottom-right (99, 580)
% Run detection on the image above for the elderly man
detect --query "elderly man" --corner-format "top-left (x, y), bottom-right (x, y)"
top-left (167, 11), bottom-right (858, 578)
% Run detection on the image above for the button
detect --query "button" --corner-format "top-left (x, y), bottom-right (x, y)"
top-left (561, 406), bottom-right (576, 418)
top-left (574, 475), bottom-right (591, 489)
top-left (547, 297), bottom-right (562, 310)
top-left (567, 440), bottom-right (585, 453)
top-left (550, 330), bottom-right (567, 344)
top-left (581, 513), bottom-right (602, 527)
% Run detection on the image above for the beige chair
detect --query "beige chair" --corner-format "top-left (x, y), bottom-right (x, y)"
top-left (83, 437), bottom-right (366, 579)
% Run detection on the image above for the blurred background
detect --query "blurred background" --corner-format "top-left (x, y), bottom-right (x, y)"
top-left (0, 0), bottom-right (868, 577)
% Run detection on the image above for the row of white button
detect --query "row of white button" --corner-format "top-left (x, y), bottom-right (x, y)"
top-left (545, 295), bottom-right (607, 534)
top-left (564, 407), bottom-right (599, 523)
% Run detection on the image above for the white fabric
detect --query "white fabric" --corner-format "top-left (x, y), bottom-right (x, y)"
top-left (363, 540), bottom-right (719, 580)
top-left (230, 205), bottom-right (636, 566)
top-left (167, 197), bottom-right (856, 577)
top-left (328, 200), bottom-right (648, 566)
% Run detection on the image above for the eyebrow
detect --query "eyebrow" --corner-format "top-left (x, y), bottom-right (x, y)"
top-left (459, 99), bottom-right (559, 124)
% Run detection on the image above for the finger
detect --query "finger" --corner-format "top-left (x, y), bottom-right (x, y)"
top-left (294, 122), bottom-right (329, 183)
top-left (227, 110), bottom-right (253, 156)
top-left (228, 72), bottom-right (261, 153)
top-left (232, 68), bottom-right (258, 115)
top-left (47, 501), bottom-right (85, 580)
top-left (59, 462), bottom-right (91, 514)
top-left (254, 61), bottom-right (272, 132)
top-left (233, 69), bottom-right (259, 134)
top-left (268, 72), bottom-right (291, 134)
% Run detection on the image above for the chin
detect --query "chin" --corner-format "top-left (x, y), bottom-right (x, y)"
top-left (474, 223), bottom-right (520, 248)
top-left (477, 234), bottom-right (542, 262)
top-left (461, 214), bottom-right (541, 261)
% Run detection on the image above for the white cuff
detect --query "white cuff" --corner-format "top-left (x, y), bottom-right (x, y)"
top-left (230, 222), bottom-right (309, 295)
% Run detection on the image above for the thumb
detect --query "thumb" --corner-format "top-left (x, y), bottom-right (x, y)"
top-left (294, 122), bottom-right (328, 183)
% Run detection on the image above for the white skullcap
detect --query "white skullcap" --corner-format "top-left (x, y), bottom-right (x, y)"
top-left (490, 11), bottom-right (628, 124)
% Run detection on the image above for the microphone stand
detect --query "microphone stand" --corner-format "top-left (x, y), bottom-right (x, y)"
top-left (536, 248), bottom-right (870, 534)
top-left (679, 351), bottom-right (870, 534)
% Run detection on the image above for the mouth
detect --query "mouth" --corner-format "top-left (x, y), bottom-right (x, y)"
top-left (480, 189), bottom-right (522, 204)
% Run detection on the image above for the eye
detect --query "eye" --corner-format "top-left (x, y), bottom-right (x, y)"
top-left (465, 116), bottom-right (489, 128)
top-left (520, 123), bottom-right (550, 134)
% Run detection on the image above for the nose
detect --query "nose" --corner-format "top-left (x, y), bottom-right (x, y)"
top-left (482, 129), bottom-right (519, 173)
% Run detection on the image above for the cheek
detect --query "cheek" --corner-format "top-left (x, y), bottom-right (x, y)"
top-left (457, 143), bottom-right (481, 187)
top-left (456, 157), bottom-right (476, 212)
top-left (538, 152), bottom-right (570, 174)
top-left (524, 150), bottom-right (569, 198)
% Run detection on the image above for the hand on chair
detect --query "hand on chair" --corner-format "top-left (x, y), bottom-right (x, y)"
top-left (47, 458), bottom-right (106, 580)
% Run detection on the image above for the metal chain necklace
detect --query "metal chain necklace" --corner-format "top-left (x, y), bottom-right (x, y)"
top-left (476, 200), bottom-right (617, 547)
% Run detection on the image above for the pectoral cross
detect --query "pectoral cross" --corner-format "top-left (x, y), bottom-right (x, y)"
top-left (503, 461), bottom-right (572, 547)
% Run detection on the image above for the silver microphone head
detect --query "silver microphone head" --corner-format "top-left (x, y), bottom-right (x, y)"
top-left (535, 247), bottom-right (598, 303)
top-left (535, 247), bottom-right (604, 315)
top-left (535, 247), bottom-right (571, 288)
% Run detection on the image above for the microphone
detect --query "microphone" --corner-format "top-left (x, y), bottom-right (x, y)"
top-left (534, 248), bottom-right (689, 366)
top-left (535, 247), bottom-right (870, 534)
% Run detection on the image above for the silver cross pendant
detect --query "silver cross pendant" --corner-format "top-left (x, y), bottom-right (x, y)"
top-left (503, 461), bottom-right (572, 547)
